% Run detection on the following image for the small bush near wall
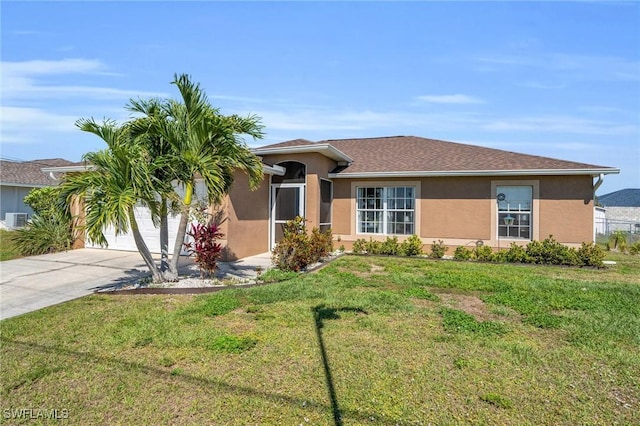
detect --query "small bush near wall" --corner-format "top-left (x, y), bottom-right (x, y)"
top-left (454, 246), bottom-right (473, 261)
top-left (272, 217), bottom-right (333, 272)
top-left (365, 238), bottom-right (383, 255)
top-left (352, 238), bottom-right (367, 254)
top-left (429, 240), bottom-right (447, 259)
top-left (452, 237), bottom-right (604, 268)
top-left (474, 245), bottom-right (495, 262)
top-left (381, 236), bottom-right (400, 255)
top-left (399, 235), bottom-right (424, 256)
top-left (576, 242), bottom-right (606, 266)
top-left (184, 222), bottom-right (224, 278)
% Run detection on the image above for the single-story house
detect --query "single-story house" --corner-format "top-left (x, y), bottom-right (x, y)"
top-left (45, 136), bottom-right (620, 259)
top-left (0, 158), bottom-right (74, 228)
top-left (216, 136), bottom-right (619, 259)
top-left (597, 188), bottom-right (640, 234)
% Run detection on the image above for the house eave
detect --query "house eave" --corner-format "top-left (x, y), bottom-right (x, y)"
top-left (41, 165), bottom-right (95, 173)
top-left (328, 168), bottom-right (620, 179)
top-left (0, 182), bottom-right (52, 188)
top-left (252, 144), bottom-right (353, 163)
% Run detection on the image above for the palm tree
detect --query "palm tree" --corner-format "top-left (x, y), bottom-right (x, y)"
top-left (61, 74), bottom-right (264, 283)
top-left (59, 119), bottom-right (166, 283)
top-left (126, 97), bottom-right (177, 274)
top-left (131, 74), bottom-right (265, 276)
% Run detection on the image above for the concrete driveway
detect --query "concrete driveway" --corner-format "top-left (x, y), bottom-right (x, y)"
top-left (0, 249), bottom-right (167, 320)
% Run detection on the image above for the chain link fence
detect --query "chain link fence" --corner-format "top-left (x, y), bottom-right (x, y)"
top-left (595, 218), bottom-right (640, 245)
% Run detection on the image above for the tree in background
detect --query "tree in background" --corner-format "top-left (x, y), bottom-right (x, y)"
top-left (12, 187), bottom-right (74, 256)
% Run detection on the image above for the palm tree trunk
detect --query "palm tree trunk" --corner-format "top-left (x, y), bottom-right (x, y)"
top-left (160, 198), bottom-right (169, 272)
top-left (168, 181), bottom-right (193, 275)
top-left (129, 207), bottom-right (164, 283)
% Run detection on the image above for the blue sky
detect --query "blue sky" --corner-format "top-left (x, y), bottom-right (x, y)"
top-left (1, 1), bottom-right (638, 195)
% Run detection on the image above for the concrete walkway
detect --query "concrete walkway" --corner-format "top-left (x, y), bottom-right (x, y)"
top-left (0, 249), bottom-right (273, 320)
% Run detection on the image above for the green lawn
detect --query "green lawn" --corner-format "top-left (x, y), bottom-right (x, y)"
top-left (1, 253), bottom-right (639, 424)
top-left (0, 229), bottom-right (21, 261)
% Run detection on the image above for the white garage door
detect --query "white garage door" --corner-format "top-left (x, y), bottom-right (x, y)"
top-left (87, 207), bottom-right (190, 254)
top-left (88, 181), bottom-right (206, 254)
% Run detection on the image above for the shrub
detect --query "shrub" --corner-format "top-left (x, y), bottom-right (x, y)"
top-left (24, 186), bottom-right (65, 218)
top-left (474, 245), bottom-right (495, 262)
top-left (12, 214), bottom-right (73, 255)
top-left (453, 246), bottom-right (473, 261)
top-left (352, 238), bottom-right (367, 254)
top-left (526, 236), bottom-right (579, 266)
top-left (576, 242), bottom-right (605, 267)
top-left (399, 235), bottom-right (423, 256)
top-left (504, 243), bottom-right (528, 263)
top-left (429, 240), bottom-right (447, 259)
top-left (608, 231), bottom-right (628, 253)
top-left (365, 238), bottom-right (383, 255)
top-left (380, 236), bottom-right (400, 255)
top-left (310, 227), bottom-right (333, 261)
top-left (184, 222), bottom-right (224, 278)
top-left (271, 217), bottom-right (313, 272)
top-left (629, 241), bottom-right (640, 256)
top-left (13, 186), bottom-right (74, 256)
top-left (492, 250), bottom-right (508, 263)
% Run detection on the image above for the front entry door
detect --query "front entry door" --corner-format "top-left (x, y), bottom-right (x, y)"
top-left (271, 184), bottom-right (305, 249)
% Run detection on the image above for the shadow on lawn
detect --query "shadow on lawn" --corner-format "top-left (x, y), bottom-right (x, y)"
top-left (312, 304), bottom-right (368, 426)
top-left (2, 336), bottom-right (400, 425)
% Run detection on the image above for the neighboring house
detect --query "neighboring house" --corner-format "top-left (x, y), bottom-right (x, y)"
top-left (44, 136), bottom-right (620, 259)
top-left (0, 158), bottom-right (74, 228)
top-left (597, 188), bottom-right (640, 234)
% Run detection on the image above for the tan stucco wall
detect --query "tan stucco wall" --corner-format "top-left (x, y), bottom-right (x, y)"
top-left (538, 175), bottom-right (594, 244)
top-left (220, 172), bottom-right (271, 260)
top-left (333, 175), bottom-right (595, 249)
top-left (421, 177), bottom-right (490, 241)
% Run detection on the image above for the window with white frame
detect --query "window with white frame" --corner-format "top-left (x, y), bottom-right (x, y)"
top-left (357, 186), bottom-right (415, 235)
top-left (497, 186), bottom-right (532, 240)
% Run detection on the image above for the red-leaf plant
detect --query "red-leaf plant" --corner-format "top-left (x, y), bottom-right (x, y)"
top-left (184, 222), bottom-right (224, 279)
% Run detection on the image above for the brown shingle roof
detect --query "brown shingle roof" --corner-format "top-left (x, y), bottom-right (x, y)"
top-left (258, 138), bottom-right (315, 149)
top-left (259, 136), bottom-right (614, 175)
top-left (0, 158), bottom-right (74, 186)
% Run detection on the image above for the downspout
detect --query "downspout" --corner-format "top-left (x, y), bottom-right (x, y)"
top-left (593, 174), bottom-right (605, 242)
top-left (593, 173), bottom-right (605, 195)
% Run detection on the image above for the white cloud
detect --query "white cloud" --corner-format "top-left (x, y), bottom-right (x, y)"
top-left (475, 53), bottom-right (640, 82)
top-left (483, 115), bottom-right (638, 136)
top-left (3, 58), bottom-right (105, 75)
top-left (1, 59), bottom-right (167, 101)
top-left (417, 94), bottom-right (485, 104)
top-left (0, 58), bottom-right (170, 145)
top-left (0, 106), bottom-right (80, 144)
